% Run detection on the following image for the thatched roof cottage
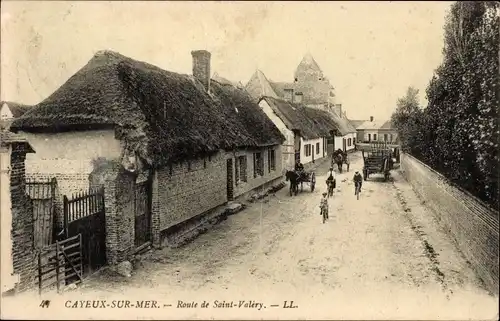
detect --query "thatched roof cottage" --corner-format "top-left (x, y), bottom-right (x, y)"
top-left (258, 96), bottom-right (340, 171)
top-left (11, 50), bottom-right (285, 265)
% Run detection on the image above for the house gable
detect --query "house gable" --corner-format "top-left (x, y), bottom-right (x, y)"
top-left (1, 103), bottom-right (13, 120)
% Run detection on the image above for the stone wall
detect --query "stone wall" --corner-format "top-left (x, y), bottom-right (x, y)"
top-left (400, 152), bottom-right (499, 295)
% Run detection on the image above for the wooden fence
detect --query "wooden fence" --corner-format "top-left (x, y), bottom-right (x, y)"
top-left (26, 177), bottom-right (57, 249)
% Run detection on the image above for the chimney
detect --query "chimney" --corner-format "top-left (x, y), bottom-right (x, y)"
top-left (370, 116), bottom-right (374, 122)
top-left (191, 50), bottom-right (211, 92)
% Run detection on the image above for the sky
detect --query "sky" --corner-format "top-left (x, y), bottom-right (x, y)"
top-left (1, 1), bottom-right (452, 120)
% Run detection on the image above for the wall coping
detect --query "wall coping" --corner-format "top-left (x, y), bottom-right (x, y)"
top-left (402, 152), bottom-right (498, 215)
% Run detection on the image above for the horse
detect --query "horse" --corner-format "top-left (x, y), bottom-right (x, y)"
top-left (332, 150), bottom-right (350, 173)
top-left (285, 170), bottom-right (299, 196)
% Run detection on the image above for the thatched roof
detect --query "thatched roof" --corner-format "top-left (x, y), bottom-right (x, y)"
top-left (259, 96), bottom-right (338, 140)
top-left (1, 101), bottom-right (32, 118)
top-left (301, 107), bottom-right (338, 137)
top-left (11, 50), bottom-right (284, 166)
top-left (328, 111), bottom-right (357, 135)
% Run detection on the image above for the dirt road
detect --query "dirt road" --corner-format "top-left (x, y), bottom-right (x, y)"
top-left (3, 152), bottom-right (498, 320)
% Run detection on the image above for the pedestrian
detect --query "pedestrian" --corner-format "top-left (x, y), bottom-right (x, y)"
top-left (319, 192), bottom-right (329, 219)
top-left (353, 170), bottom-right (363, 195)
top-left (326, 167), bottom-right (336, 196)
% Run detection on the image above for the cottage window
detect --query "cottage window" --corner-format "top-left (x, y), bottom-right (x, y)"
top-left (253, 152), bottom-right (263, 178)
top-left (304, 144), bottom-right (312, 157)
top-left (237, 156), bottom-right (247, 182)
top-left (316, 143), bottom-right (320, 154)
top-left (390, 134), bottom-right (393, 142)
top-left (353, 138), bottom-right (356, 145)
top-left (368, 134), bottom-right (371, 142)
top-left (384, 134), bottom-right (388, 142)
top-left (268, 149), bottom-right (276, 172)
top-left (373, 134), bottom-right (377, 141)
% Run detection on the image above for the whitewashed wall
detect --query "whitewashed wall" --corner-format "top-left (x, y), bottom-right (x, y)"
top-left (259, 100), bottom-right (295, 172)
top-left (19, 129), bottom-right (122, 197)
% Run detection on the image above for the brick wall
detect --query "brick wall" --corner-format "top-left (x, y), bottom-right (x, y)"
top-left (400, 152), bottom-right (499, 295)
top-left (89, 162), bottom-right (136, 265)
top-left (153, 145), bottom-right (284, 245)
top-left (155, 151), bottom-right (227, 235)
top-left (9, 147), bottom-right (37, 291)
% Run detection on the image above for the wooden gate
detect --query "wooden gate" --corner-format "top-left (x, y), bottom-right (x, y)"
top-left (38, 234), bottom-right (83, 294)
top-left (63, 187), bottom-right (106, 279)
top-left (135, 179), bottom-right (152, 247)
top-left (26, 177), bottom-right (57, 249)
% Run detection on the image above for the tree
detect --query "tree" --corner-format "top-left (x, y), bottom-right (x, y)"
top-left (392, 1), bottom-right (499, 209)
top-left (391, 86), bottom-right (423, 155)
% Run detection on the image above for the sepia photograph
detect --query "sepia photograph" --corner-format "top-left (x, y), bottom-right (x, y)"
top-left (0, 1), bottom-right (498, 320)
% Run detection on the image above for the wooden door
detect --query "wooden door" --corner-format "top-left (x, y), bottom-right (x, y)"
top-left (134, 180), bottom-right (152, 247)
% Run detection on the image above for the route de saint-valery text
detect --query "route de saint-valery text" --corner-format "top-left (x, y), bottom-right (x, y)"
top-left (48, 299), bottom-right (298, 310)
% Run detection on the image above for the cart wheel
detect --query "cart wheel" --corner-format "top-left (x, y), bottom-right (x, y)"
top-left (311, 182), bottom-right (315, 192)
top-left (384, 171), bottom-right (389, 182)
top-left (363, 169), bottom-right (368, 181)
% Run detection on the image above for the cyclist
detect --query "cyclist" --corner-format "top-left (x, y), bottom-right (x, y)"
top-left (353, 170), bottom-right (363, 195)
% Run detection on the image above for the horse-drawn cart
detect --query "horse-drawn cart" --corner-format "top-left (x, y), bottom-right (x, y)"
top-left (358, 142), bottom-right (395, 181)
top-left (285, 169), bottom-right (316, 196)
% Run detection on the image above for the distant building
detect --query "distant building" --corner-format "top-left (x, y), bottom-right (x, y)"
top-left (356, 116), bottom-right (399, 143)
top-left (245, 53), bottom-right (335, 108)
top-left (0, 101), bottom-right (31, 130)
top-left (245, 54), bottom-right (357, 153)
top-left (212, 72), bottom-right (244, 89)
top-left (258, 96), bottom-right (338, 170)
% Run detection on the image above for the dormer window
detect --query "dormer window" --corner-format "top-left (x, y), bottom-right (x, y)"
top-left (319, 77), bottom-right (322, 81)
top-left (294, 78), bottom-right (298, 82)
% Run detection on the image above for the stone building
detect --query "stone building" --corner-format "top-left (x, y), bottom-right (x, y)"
top-left (356, 117), bottom-right (399, 143)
